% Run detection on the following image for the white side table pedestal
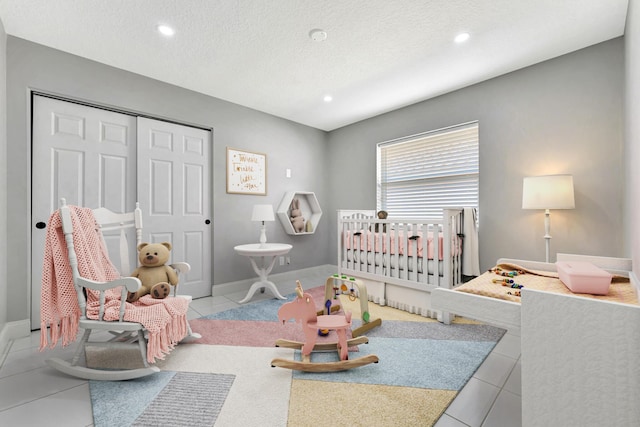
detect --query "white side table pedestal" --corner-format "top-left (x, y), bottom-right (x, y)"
top-left (234, 243), bottom-right (293, 303)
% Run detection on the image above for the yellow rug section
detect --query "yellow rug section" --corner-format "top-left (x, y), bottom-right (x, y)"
top-left (288, 379), bottom-right (456, 427)
top-left (337, 294), bottom-right (481, 324)
top-left (287, 293), bottom-right (469, 426)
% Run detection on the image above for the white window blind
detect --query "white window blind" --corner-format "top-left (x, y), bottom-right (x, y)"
top-left (377, 121), bottom-right (479, 220)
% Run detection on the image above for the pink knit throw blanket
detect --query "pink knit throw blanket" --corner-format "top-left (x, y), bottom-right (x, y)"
top-left (40, 205), bottom-right (189, 363)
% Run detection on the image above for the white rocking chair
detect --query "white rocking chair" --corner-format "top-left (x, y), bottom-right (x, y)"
top-left (44, 198), bottom-right (199, 381)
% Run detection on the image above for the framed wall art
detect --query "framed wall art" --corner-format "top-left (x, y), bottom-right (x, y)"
top-left (226, 147), bottom-right (267, 195)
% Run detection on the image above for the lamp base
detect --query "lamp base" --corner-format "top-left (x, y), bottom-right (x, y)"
top-left (259, 223), bottom-right (267, 247)
top-left (544, 209), bottom-right (551, 263)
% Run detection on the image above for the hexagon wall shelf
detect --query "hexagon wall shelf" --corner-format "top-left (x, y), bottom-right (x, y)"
top-left (277, 191), bottom-right (322, 235)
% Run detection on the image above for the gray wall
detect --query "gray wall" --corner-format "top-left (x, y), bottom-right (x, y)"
top-left (5, 37), bottom-right (329, 323)
top-left (1, 32), bottom-right (633, 327)
top-left (0, 19), bottom-right (7, 332)
top-left (626, 0), bottom-right (640, 277)
top-left (327, 38), bottom-right (625, 271)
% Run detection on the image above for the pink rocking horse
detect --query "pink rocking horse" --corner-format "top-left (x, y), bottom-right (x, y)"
top-left (271, 281), bottom-right (379, 372)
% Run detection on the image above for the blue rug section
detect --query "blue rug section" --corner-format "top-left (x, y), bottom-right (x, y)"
top-left (203, 291), bottom-right (298, 321)
top-left (90, 372), bottom-right (236, 427)
top-left (90, 286), bottom-right (506, 426)
top-left (365, 319), bottom-right (506, 342)
top-left (203, 297), bottom-right (283, 321)
top-left (90, 371), bottom-right (176, 427)
top-left (292, 337), bottom-right (497, 390)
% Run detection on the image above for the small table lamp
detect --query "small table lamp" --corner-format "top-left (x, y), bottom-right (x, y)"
top-left (522, 175), bottom-right (575, 263)
top-left (252, 204), bottom-right (275, 247)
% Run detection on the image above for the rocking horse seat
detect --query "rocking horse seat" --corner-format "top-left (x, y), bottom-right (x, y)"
top-left (309, 315), bottom-right (350, 330)
top-left (308, 314), bottom-right (351, 360)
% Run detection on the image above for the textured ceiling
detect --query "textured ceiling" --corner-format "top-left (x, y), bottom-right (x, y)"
top-left (0, 0), bottom-right (629, 131)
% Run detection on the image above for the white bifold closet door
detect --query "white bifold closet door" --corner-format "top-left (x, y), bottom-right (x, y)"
top-left (136, 117), bottom-right (211, 303)
top-left (31, 95), bottom-right (212, 329)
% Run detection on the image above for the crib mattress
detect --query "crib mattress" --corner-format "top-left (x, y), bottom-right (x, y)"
top-left (455, 263), bottom-right (638, 305)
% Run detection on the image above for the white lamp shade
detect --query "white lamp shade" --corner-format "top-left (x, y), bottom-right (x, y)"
top-left (522, 175), bottom-right (575, 210)
top-left (251, 204), bottom-right (275, 222)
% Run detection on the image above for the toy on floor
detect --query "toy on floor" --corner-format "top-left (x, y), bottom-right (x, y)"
top-left (271, 281), bottom-right (379, 372)
top-left (324, 274), bottom-right (382, 337)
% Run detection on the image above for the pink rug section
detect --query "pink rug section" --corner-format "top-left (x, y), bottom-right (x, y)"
top-left (188, 285), bottom-right (357, 348)
top-left (188, 318), bottom-right (353, 348)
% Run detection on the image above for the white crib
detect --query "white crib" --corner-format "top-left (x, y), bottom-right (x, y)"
top-left (336, 208), bottom-right (469, 317)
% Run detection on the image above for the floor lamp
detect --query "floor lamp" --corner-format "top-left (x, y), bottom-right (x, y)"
top-left (522, 175), bottom-right (575, 263)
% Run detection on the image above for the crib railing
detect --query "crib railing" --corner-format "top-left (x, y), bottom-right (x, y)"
top-left (337, 209), bottom-right (464, 292)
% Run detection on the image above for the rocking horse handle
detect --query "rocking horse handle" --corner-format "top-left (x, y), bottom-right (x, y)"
top-left (295, 280), bottom-right (304, 299)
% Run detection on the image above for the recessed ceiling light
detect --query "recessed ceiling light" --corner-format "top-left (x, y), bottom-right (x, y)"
top-left (454, 32), bottom-right (470, 43)
top-left (309, 29), bottom-right (328, 42)
top-left (157, 25), bottom-right (175, 37)
top-left (323, 95), bottom-right (333, 103)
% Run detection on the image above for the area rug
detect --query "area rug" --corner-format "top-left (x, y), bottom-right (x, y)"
top-left (90, 285), bottom-right (505, 426)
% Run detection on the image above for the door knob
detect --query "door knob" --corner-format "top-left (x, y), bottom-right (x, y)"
top-left (205, 219), bottom-right (211, 225)
top-left (35, 222), bottom-right (47, 229)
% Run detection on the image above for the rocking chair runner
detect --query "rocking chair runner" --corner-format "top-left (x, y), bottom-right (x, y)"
top-left (40, 199), bottom-right (197, 381)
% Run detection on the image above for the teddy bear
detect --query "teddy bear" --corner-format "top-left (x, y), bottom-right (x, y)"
top-left (127, 241), bottom-right (179, 302)
top-left (289, 198), bottom-right (305, 233)
top-left (372, 210), bottom-right (388, 232)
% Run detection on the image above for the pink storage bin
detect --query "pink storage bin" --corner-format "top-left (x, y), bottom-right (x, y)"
top-left (556, 261), bottom-right (612, 295)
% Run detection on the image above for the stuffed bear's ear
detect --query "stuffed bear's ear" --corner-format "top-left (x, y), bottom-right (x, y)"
top-left (137, 242), bottom-right (149, 251)
top-left (161, 242), bottom-right (172, 251)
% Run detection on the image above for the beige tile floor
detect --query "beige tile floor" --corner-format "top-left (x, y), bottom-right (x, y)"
top-left (0, 270), bottom-right (521, 426)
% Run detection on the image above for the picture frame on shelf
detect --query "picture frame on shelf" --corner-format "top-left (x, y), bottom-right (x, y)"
top-left (226, 147), bottom-right (267, 195)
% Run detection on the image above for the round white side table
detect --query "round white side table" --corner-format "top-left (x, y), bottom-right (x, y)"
top-left (234, 243), bottom-right (293, 303)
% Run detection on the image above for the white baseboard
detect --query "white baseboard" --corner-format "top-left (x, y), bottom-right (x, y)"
top-left (212, 264), bottom-right (337, 297)
top-left (0, 319), bottom-right (31, 366)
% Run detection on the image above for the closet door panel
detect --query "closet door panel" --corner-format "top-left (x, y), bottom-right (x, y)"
top-left (31, 95), bottom-right (136, 328)
top-left (150, 159), bottom-right (173, 214)
top-left (101, 154), bottom-right (130, 210)
top-left (137, 117), bottom-right (212, 298)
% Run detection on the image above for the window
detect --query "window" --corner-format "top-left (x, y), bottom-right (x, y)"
top-left (377, 121), bottom-right (479, 220)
